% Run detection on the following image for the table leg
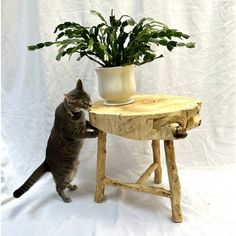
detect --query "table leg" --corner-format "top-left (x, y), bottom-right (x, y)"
top-left (164, 140), bottom-right (183, 223)
top-left (95, 130), bottom-right (107, 203)
top-left (152, 140), bottom-right (162, 184)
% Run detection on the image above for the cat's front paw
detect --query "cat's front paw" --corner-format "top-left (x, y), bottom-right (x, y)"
top-left (91, 128), bottom-right (98, 137)
top-left (87, 127), bottom-right (99, 138)
top-left (68, 184), bottom-right (78, 191)
top-left (64, 197), bottom-right (72, 203)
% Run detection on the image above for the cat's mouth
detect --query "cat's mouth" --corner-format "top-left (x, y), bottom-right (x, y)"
top-left (74, 106), bottom-right (91, 112)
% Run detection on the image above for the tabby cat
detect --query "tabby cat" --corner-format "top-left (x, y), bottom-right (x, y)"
top-left (13, 79), bottom-right (98, 202)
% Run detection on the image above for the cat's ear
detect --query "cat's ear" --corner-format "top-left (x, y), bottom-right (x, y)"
top-left (76, 79), bottom-right (84, 91)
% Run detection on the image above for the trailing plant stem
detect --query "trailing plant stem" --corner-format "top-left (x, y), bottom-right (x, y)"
top-left (85, 54), bottom-right (105, 67)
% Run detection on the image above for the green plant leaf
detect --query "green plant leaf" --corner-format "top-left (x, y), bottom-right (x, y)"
top-left (143, 52), bottom-right (155, 61)
top-left (119, 15), bottom-right (136, 24)
top-left (90, 10), bottom-right (107, 24)
top-left (156, 54), bottom-right (164, 59)
top-left (56, 32), bottom-right (65, 41)
top-left (109, 15), bottom-right (116, 26)
top-left (54, 22), bottom-right (74, 33)
top-left (56, 53), bottom-right (62, 61)
top-left (76, 51), bottom-right (87, 61)
top-left (36, 43), bottom-right (45, 49)
top-left (182, 33), bottom-right (190, 39)
top-left (173, 31), bottom-right (183, 38)
top-left (44, 42), bottom-right (54, 46)
top-left (28, 45), bottom-right (38, 51)
top-left (127, 18), bottom-right (136, 26)
top-left (158, 30), bottom-right (166, 37)
top-left (88, 38), bottom-right (94, 50)
top-left (98, 43), bottom-right (110, 61)
top-left (64, 22), bottom-right (73, 27)
top-left (177, 42), bottom-right (185, 47)
top-left (167, 44), bottom-right (174, 51)
top-left (140, 17), bottom-right (154, 24)
top-left (158, 39), bottom-right (168, 46)
top-left (168, 41), bottom-right (177, 47)
top-left (185, 42), bottom-right (195, 48)
top-left (28, 10), bottom-right (195, 67)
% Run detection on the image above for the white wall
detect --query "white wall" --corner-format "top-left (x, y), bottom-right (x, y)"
top-left (2, 1), bottom-right (236, 235)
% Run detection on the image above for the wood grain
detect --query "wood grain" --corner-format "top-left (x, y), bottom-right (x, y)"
top-left (95, 130), bottom-right (107, 203)
top-left (91, 95), bottom-right (202, 223)
top-left (152, 140), bottom-right (162, 184)
top-left (104, 177), bottom-right (171, 198)
top-left (89, 95), bottom-right (201, 140)
top-left (164, 140), bottom-right (182, 223)
top-left (136, 163), bottom-right (159, 184)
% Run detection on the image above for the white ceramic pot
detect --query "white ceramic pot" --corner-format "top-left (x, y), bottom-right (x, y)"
top-left (95, 65), bottom-right (136, 106)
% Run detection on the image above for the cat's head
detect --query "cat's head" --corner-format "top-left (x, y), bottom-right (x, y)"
top-left (64, 79), bottom-right (92, 112)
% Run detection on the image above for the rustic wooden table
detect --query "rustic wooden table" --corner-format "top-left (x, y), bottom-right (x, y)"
top-left (89, 95), bottom-right (202, 223)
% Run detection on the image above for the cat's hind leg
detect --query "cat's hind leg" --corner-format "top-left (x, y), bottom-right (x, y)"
top-left (56, 184), bottom-right (72, 203)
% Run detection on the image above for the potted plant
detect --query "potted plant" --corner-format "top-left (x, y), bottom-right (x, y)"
top-left (28, 10), bottom-right (195, 106)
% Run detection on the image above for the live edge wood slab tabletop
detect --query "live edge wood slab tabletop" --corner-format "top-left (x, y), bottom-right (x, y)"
top-left (89, 95), bottom-right (202, 223)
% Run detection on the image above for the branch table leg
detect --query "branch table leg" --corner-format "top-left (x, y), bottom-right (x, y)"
top-left (152, 140), bottom-right (162, 184)
top-left (164, 140), bottom-right (183, 223)
top-left (95, 130), bottom-right (107, 203)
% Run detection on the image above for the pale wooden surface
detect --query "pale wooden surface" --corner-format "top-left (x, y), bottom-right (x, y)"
top-left (91, 95), bottom-right (202, 223)
top-left (164, 140), bottom-right (182, 223)
top-left (152, 140), bottom-right (162, 184)
top-left (89, 95), bottom-right (201, 140)
top-left (104, 177), bottom-right (171, 198)
top-left (136, 163), bottom-right (159, 184)
top-left (95, 130), bottom-right (106, 203)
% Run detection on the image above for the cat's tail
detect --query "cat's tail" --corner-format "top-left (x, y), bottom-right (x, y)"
top-left (13, 161), bottom-right (49, 198)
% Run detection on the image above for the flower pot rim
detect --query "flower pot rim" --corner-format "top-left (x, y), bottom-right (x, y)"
top-left (95, 64), bottom-right (135, 71)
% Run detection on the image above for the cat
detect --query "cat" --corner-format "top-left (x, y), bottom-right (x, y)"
top-left (13, 79), bottom-right (98, 203)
